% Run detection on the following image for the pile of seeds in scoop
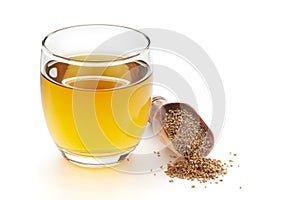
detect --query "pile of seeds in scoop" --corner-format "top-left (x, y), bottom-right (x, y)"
top-left (163, 109), bottom-right (213, 159)
top-left (163, 109), bottom-right (227, 183)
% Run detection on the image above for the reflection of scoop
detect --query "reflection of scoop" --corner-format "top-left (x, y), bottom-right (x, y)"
top-left (149, 96), bottom-right (214, 157)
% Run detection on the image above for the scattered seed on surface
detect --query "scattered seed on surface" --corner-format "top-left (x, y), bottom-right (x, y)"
top-left (240, 186), bottom-right (242, 189)
top-left (165, 157), bottom-right (227, 184)
top-left (169, 179), bottom-right (174, 183)
top-left (233, 154), bottom-right (237, 156)
top-left (191, 185), bottom-right (195, 188)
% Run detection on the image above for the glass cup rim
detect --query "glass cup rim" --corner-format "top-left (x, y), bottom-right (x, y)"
top-left (41, 24), bottom-right (151, 64)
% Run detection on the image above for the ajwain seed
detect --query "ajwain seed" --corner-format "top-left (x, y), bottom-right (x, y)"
top-left (163, 109), bottom-right (228, 184)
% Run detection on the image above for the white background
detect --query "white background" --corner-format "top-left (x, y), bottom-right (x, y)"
top-left (1, 0), bottom-right (300, 199)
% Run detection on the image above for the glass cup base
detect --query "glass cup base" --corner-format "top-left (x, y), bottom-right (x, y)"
top-left (59, 148), bottom-right (132, 168)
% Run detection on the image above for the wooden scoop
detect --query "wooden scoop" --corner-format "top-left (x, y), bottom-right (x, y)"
top-left (149, 96), bottom-right (214, 157)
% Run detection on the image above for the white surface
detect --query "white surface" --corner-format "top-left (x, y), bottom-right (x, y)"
top-left (1, 0), bottom-right (300, 199)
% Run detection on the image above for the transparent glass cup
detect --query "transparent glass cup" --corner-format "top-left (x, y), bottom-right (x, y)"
top-left (40, 24), bottom-right (152, 168)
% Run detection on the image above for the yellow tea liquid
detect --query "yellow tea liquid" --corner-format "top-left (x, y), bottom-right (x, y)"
top-left (41, 55), bottom-right (152, 157)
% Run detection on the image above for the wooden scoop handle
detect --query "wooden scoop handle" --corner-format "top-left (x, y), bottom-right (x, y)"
top-left (149, 96), bottom-right (168, 124)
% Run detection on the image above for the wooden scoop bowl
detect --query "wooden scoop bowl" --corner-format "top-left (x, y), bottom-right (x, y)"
top-left (149, 96), bottom-right (214, 157)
